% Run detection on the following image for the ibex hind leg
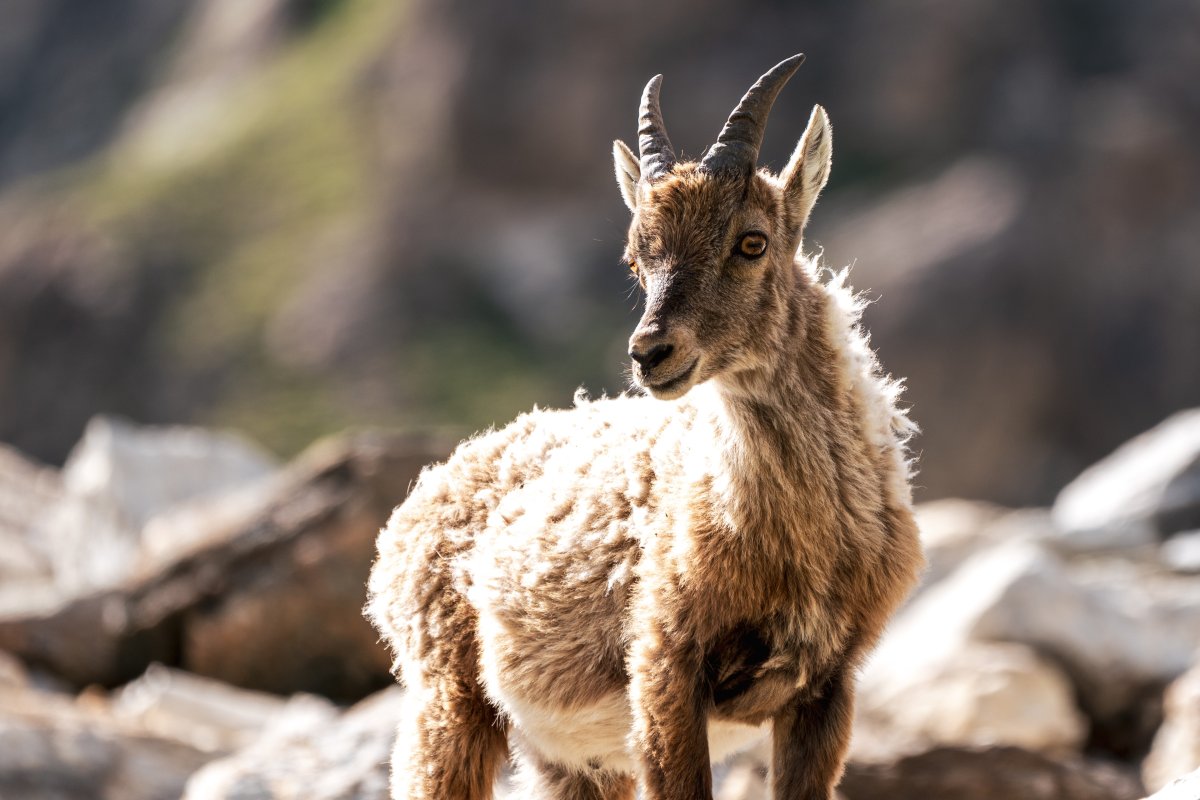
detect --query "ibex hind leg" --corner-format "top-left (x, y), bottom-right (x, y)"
top-left (511, 749), bottom-right (636, 800)
top-left (389, 595), bottom-right (508, 799)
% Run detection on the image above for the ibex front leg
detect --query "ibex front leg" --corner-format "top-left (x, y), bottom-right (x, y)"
top-left (771, 667), bottom-right (854, 800)
top-left (628, 617), bottom-right (713, 800)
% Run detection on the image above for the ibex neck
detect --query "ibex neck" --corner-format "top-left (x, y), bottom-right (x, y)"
top-left (706, 278), bottom-right (849, 524)
top-left (719, 279), bottom-right (838, 444)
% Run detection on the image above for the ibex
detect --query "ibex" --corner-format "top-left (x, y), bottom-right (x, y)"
top-left (367, 54), bottom-right (923, 800)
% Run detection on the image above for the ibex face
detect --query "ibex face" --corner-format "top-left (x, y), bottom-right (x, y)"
top-left (613, 55), bottom-right (832, 399)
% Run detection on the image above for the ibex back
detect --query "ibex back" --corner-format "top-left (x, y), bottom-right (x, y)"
top-left (367, 54), bottom-right (924, 800)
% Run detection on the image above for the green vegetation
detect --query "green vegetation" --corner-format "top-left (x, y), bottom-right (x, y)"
top-left (55, 0), bottom-right (408, 455)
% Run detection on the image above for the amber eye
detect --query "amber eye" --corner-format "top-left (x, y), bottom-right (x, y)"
top-left (628, 259), bottom-right (646, 288)
top-left (737, 232), bottom-right (768, 259)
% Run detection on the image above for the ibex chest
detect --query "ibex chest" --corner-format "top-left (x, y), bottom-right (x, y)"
top-left (703, 616), bottom-right (829, 726)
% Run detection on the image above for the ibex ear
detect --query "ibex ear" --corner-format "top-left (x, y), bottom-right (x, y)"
top-left (781, 105), bottom-right (832, 233)
top-left (613, 139), bottom-right (640, 211)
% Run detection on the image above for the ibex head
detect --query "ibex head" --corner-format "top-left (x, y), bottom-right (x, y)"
top-left (613, 54), bottom-right (832, 399)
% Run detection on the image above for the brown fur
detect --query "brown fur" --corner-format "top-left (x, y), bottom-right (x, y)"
top-left (367, 81), bottom-right (923, 800)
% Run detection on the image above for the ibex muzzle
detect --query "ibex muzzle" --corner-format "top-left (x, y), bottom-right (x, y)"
top-left (628, 267), bottom-right (703, 394)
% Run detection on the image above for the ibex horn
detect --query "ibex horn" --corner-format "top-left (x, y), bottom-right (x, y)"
top-left (700, 54), bottom-right (806, 176)
top-left (638, 74), bottom-right (676, 181)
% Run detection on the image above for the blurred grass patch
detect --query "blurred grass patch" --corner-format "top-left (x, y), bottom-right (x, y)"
top-left (404, 322), bottom-right (559, 434)
top-left (58, 0), bottom-right (402, 454)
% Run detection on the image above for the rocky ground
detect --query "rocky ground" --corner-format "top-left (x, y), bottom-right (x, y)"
top-left (2, 408), bottom-right (1200, 799)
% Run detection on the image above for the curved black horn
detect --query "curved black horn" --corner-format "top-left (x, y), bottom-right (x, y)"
top-left (638, 75), bottom-right (676, 181)
top-left (700, 54), bottom-right (806, 176)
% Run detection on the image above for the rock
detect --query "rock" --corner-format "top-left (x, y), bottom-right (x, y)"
top-left (1145, 767), bottom-right (1200, 800)
top-left (865, 541), bottom-right (1200, 756)
top-left (0, 680), bottom-right (211, 800)
top-left (0, 444), bottom-right (59, 583)
top-left (914, 499), bottom-right (1006, 593)
top-left (1143, 661), bottom-right (1200, 793)
top-left (1161, 531), bottom-right (1200, 574)
top-left (858, 641), bottom-right (1086, 755)
top-left (181, 686), bottom-right (396, 800)
top-left (838, 746), bottom-right (1143, 800)
top-left (181, 684), bottom-right (529, 800)
top-left (109, 663), bottom-right (291, 753)
top-left (176, 432), bottom-right (445, 701)
top-left (696, 739), bottom-right (1141, 800)
top-left (711, 738), bottom-right (772, 800)
top-left (0, 430), bottom-right (449, 699)
top-left (0, 445), bottom-right (64, 620)
top-left (0, 650), bottom-right (28, 689)
top-left (982, 507), bottom-right (1062, 546)
top-left (715, 755), bottom-right (768, 800)
top-left (59, 415), bottom-right (275, 533)
top-left (35, 415), bottom-right (280, 593)
top-left (137, 473), bottom-right (283, 570)
top-left (1053, 409), bottom-right (1200, 552)
top-left (0, 712), bottom-right (210, 800)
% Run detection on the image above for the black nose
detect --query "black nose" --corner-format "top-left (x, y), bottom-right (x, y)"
top-left (630, 342), bottom-right (674, 370)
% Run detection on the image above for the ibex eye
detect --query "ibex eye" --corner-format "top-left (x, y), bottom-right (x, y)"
top-left (737, 233), bottom-right (768, 259)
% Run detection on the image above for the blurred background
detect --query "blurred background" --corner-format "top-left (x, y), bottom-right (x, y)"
top-left (2, 0), bottom-right (1197, 505)
top-left (2, 1), bottom-right (1200, 799)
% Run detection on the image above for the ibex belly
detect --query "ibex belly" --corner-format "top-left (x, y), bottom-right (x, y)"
top-left (490, 686), bottom-right (770, 772)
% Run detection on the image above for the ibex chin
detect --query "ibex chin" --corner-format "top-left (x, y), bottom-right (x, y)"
top-left (367, 54), bottom-right (923, 800)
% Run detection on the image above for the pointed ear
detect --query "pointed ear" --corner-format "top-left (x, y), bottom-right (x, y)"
top-left (613, 139), bottom-right (640, 211)
top-left (781, 105), bottom-right (832, 234)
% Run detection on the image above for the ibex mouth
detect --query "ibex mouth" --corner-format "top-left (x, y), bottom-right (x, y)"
top-left (644, 357), bottom-right (699, 397)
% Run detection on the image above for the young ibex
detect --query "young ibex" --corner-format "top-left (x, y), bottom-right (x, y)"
top-left (367, 54), bottom-right (923, 800)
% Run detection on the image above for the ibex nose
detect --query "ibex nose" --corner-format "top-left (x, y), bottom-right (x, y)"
top-left (629, 330), bottom-right (675, 370)
top-left (631, 343), bottom-right (674, 369)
